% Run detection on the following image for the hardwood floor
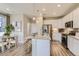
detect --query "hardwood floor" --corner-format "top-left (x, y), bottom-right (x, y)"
top-left (51, 41), bottom-right (74, 56)
top-left (0, 40), bottom-right (74, 56)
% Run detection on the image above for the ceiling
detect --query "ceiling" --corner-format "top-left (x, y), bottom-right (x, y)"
top-left (0, 3), bottom-right (78, 19)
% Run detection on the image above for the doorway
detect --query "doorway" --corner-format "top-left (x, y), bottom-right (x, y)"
top-left (42, 24), bottom-right (52, 40)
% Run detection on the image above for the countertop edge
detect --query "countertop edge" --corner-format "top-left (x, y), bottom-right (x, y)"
top-left (68, 35), bottom-right (79, 40)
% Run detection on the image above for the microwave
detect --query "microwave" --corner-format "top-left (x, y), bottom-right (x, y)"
top-left (65, 21), bottom-right (73, 28)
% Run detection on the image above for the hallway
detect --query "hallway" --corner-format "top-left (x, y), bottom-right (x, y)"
top-left (51, 41), bottom-right (74, 56)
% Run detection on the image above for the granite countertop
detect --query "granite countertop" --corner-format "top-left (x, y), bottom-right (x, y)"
top-left (26, 34), bottom-right (51, 40)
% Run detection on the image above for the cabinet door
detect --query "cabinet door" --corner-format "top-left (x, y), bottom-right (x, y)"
top-left (68, 36), bottom-right (79, 55)
top-left (36, 40), bottom-right (50, 56)
top-left (32, 39), bottom-right (37, 56)
top-left (73, 8), bottom-right (79, 28)
top-left (73, 38), bottom-right (79, 55)
top-left (68, 36), bottom-right (74, 53)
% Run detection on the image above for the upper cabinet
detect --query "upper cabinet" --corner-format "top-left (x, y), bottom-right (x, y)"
top-left (61, 11), bottom-right (73, 28)
top-left (44, 7), bottom-right (79, 29)
top-left (62, 7), bottom-right (79, 28)
top-left (73, 7), bottom-right (79, 28)
top-left (44, 19), bottom-right (64, 28)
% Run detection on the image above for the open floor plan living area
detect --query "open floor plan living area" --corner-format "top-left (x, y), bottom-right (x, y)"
top-left (0, 3), bottom-right (79, 56)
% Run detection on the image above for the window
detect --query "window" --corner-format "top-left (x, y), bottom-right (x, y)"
top-left (0, 15), bottom-right (7, 32)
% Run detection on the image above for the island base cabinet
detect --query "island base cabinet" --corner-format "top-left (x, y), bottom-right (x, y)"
top-left (32, 39), bottom-right (50, 56)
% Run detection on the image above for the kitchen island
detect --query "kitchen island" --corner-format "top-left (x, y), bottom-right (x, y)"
top-left (31, 34), bottom-right (51, 56)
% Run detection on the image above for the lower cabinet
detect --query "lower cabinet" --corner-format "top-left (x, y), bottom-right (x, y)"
top-left (68, 36), bottom-right (79, 55)
top-left (32, 39), bottom-right (50, 56)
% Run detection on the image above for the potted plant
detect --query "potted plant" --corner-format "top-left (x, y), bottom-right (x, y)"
top-left (4, 24), bottom-right (14, 37)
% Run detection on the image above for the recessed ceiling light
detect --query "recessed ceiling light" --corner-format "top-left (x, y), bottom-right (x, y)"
top-left (42, 8), bottom-right (46, 11)
top-left (57, 4), bottom-right (61, 7)
top-left (33, 17), bottom-right (36, 21)
top-left (6, 8), bottom-right (10, 11)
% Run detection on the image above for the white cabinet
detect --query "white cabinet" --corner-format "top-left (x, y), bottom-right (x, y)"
top-left (68, 36), bottom-right (75, 54)
top-left (73, 8), bottom-right (79, 28)
top-left (68, 36), bottom-right (79, 55)
top-left (62, 7), bottom-right (79, 28)
top-left (53, 32), bottom-right (61, 43)
top-left (32, 39), bottom-right (50, 56)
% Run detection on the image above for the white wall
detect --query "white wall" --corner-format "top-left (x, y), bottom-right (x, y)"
top-left (10, 14), bottom-right (24, 43)
top-left (31, 23), bottom-right (38, 34)
top-left (23, 15), bottom-right (31, 42)
top-left (10, 14), bottom-right (31, 43)
top-left (31, 16), bottom-right (43, 35)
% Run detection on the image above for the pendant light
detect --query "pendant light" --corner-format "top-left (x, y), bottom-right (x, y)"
top-left (32, 3), bottom-right (36, 21)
